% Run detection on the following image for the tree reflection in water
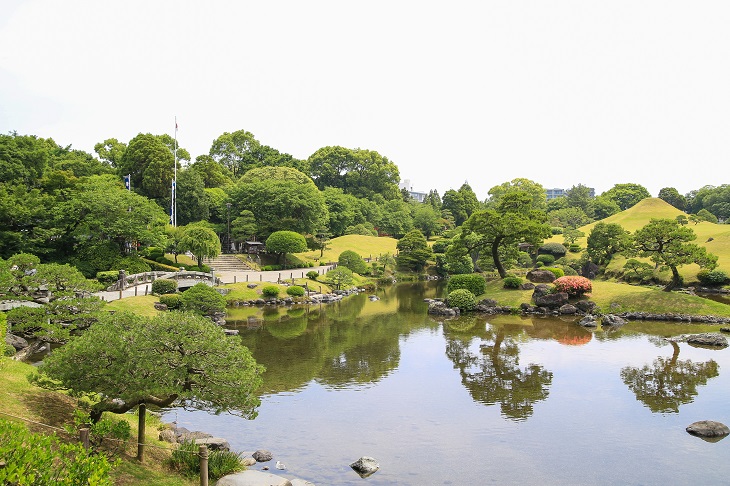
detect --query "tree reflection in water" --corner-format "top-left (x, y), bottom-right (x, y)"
top-left (620, 337), bottom-right (719, 413)
top-left (444, 316), bottom-right (553, 421)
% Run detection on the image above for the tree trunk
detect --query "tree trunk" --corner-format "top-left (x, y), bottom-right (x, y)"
top-left (663, 265), bottom-right (681, 291)
top-left (492, 238), bottom-right (506, 278)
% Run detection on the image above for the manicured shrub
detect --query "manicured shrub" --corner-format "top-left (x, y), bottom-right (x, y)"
top-left (535, 261), bottom-right (544, 268)
top-left (286, 285), bottom-right (305, 297)
top-left (553, 276), bottom-right (592, 297)
top-left (95, 270), bottom-right (119, 285)
top-left (111, 256), bottom-right (151, 274)
top-left (551, 227), bottom-right (564, 235)
top-left (180, 283), bottom-right (226, 315)
top-left (306, 270), bottom-right (319, 280)
top-left (431, 239), bottom-right (451, 254)
top-left (262, 285), bottom-right (280, 298)
top-left (447, 274), bottom-right (486, 296)
top-left (536, 254), bottom-right (555, 265)
top-left (446, 255), bottom-right (474, 275)
top-left (152, 278), bottom-right (178, 295)
top-left (697, 269), bottom-right (728, 286)
top-left (338, 250), bottom-right (368, 275)
top-left (562, 265), bottom-right (579, 276)
top-left (503, 276), bottom-right (523, 289)
top-left (155, 256), bottom-right (176, 266)
top-left (542, 267), bottom-right (565, 279)
top-left (159, 294), bottom-right (182, 310)
top-left (447, 289), bottom-right (476, 311)
top-left (538, 242), bottom-right (567, 257)
top-left (569, 244), bottom-right (581, 253)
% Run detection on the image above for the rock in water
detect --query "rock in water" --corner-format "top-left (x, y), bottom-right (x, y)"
top-left (687, 333), bottom-right (728, 348)
top-left (686, 421), bottom-right (730, 441)
top-left (601, 314), bottom-right (627, 327)
top-left (350, 456), bottom-right (379, 478)
top-left (252, 449), bottom-right (273, 462)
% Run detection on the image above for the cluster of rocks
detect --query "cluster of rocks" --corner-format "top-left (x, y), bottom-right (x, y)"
top-left (158, 424), bottom-right (230, 451)
top-left (615, 311), bottom-right (730, 324)
top-left (576, 314), bottom-right (627, 328)
top-left (227, 288), bottom-right (364, 307)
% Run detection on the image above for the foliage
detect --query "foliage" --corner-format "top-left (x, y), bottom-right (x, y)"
top-left (445, 254), bottom-right (474, 275)
top-left (447, 274), bottom-right (487, 296)
top-left (179, 224), bottom-right (221, 267)
top-left (447, 288), bottom-right (477, 311)
top-left (262, 285), bottom-right (280, 298)
top-left (569, 244), bottom-right (581, 253)
top-left (0, 419), bottom-right (115, 485)
top-left (586, 222), bottom-right (632, 266)
top-left (338, 250), bottom-right (368, 275)
top-left (35, 311), bottom-right (264, 424)
top-left (686, 184), bottom-right (730, 220)
top-left (67, 409), bottom-right (131, 453)
top-left (538, 242), bottom-right (567, 257)
top-left (623, 259), bottom-right (654, 283)
top-left (306, 270), bottom-right (320, 280)
top-left (8, 297), bottom-right (104, 342)
top-left (502, 276), bottom-right (523, 289)
top-left (601, 183), bottom-right (651, 210)
top-left (696, 269), bottom-right (728, 286)
top-left (697, 208), bottom-right (718, 224)
top-left (562, 229), bottom-right (585, 246)
top-left (110, 256), bottom-right (151, 275)
top-left (286, 285), bottom-right (306, 297)
top-left (487, 178), bottom-right (546, 210)
top-left (396, 229), bottom-right (433, 271)
top-left (413, 203), bottom-right (443, 238)
top-left (552, 276), bottom-right (592, 297)
top-left (169, 440), bottom-right (244, 480)
top-left (209, 129), bottom-right (304, 178)
top-left (158, 293), bottom-right (182, 309)
top-left (631, 218), bottom-right (718, 291)
top-left (345, 223), bottom-right (378, 236)
top-left (431, 239), bottom-right (451, 254)
top-left (152, 278), bottom-right (178, 295)
top-left (266, 231), bottom-right (308, 265)
top-left (325, 266), bottom-right (354, 290)
top-left (96, 270), bottom-right (119, 285)
top-left (658, 187), bottom-right (687, 211)
top-left (536, 254), bottom-right (555, 265)
top-left (541, 267), bottom-right (565, 279)
top-left (548, 207), bottom-right (592, 229)
top-left (180, 283), bottom-right (226, 315)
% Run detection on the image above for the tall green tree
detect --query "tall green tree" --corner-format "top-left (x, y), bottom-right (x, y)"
top-left (452, 192), bottom-right (551, 278)
top-left (586, 222), bottom-right (632, 266)
top-left (565, 184), bottom-right (595, 217)
top-left (396, 229), bottom-right (433, 272)
top-left (413, 204), bottom-right (442, 238)
top-left (600, 183), bottom-right (650, 211)
top-left (189, 154), bottom-right (233, 188)
top-left (93, 138), bottom-right (127, 168)
top-left (658, 187), bottom-right (687, 211)
top-left (441, 189), bottom-right (468, 226)
top-left (117, 133), bottom-right (176, 202)
top-left (179, 224), bottom-right (221, 267)
top-left (175, 169), bottom-right (210, 226)
top-left (307, 146), bottom-right (401, 200)
top-left (487, 178), bottom-right (547, 210)
top-left (34, 311), bottom-right (264, 459)
top-left (265, 231), bottom-right (307, 264)
top-left (631, 219), bottom-right (718, 291)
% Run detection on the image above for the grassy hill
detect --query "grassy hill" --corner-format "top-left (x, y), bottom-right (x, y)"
top-left (548, 198), bottom-right (730, 280)
top-left (296, 234), bottom-right (398, 263)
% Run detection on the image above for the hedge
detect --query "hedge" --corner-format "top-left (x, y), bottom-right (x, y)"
top-left (152, 279), bottom-right (178, 295)
top-left (447, 289), bottom-right (476, 311)
top-left (447, 274), bottom-right (486, 296)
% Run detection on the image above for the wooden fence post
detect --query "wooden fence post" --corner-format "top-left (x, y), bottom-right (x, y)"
top-left (199, 445), bottom-right (209, 486)
top-left (79, 427), bottom-right (90, 450)
top-left (136, 403), bottom-right (146, 462)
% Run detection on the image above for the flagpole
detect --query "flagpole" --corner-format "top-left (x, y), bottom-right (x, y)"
top-left (172, 117), bottom-right (178, 227)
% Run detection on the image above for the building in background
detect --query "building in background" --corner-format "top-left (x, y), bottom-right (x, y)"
top-left (399, 179), bottom-right (428, 202)
top-left (546, 187), bottom-right (595, 200)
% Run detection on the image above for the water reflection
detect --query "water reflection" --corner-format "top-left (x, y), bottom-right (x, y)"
top-left (443, 316), bottom-right (553, 421)
top-left (620, 337), bottom-right (720, 413)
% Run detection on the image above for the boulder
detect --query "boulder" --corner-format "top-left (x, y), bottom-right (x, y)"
top-left (559, 304), bottom-right (577, 315)
top-left (215, 470), bottom-right (292, 486)
top-left (601, 314), bottom-right (627, 327)
top-left (252, 450), bottom-right (273, 462)
top-left (153, 302), bottom-right (168, 311)
top-left (350, 456), bottom-right (380, 478)
top-left (575, 300), bottom-right (597, 313)
top-left (578, 315), bottom-right (598, 327)
top-left (686, 421), bottom-right (730, 439)
top-left (721, 327), bottom-right (730, 333)
top-left (532, 284), bottom-right (551, 299)
top-left (478, 298), bottom-right (499, 307)
top-left (158, 429), bottom-right (176, 443)
top-left (526, 270), bottom-right (557, 283)
top-left (247, 283), bottom-right (257, 289)
top-left (5, 333), bottom-right (28, 350)
top-left (686, 333), bottom-right (728, 348)
top-left (427, 301), bottom-right (459, 317)
top-left (195, 437), bottom-right (230, 451)
top-left (519, 282), bottom-right (535, 290)
top-left (534, 292), bottom-right (569, 309)
top-left (581, 262), bottom-right (600, 279)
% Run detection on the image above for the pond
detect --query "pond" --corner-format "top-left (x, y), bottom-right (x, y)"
top-left (164, 282), bottom-right (730, 485)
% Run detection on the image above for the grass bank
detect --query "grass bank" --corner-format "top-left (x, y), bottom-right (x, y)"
top-left (479, 279), bottom-right (730, 317)
top-left (296, 234), bottom-right (397, 263)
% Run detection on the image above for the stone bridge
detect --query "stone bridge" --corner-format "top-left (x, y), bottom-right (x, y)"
top-left (107, 270), bottom-right (221, 291)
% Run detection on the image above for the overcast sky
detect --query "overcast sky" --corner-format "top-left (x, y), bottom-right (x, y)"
top-left (2, 1), bottom-right (729, 200)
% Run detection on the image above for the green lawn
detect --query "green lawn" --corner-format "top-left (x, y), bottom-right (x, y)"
top-left (479, 279), bottom-right (730, 317)
top-left (297, 234), bottom-right (398, 263)
top-left (105, 295), bottom-right (162, 317)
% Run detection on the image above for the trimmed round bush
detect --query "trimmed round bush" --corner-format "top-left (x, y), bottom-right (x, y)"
top-left (158, 294), bottom-right (182, 310)
top-left (538, 242), bottom-right (567, 257)
top-left (551, 227), bottom-right (564, 235)
top-left (697, 269), bottom-right (728, 286)
top-left (562, 265), bottom-right (579, 276)
top-left (503, 276), bottom-right (523, 289)
top-left (306, 270), bottom-right (319, 280)
top-left (155, 256), bottom-right (176, 266)
top-left (447, 274), bottom-right (486, 296)
top-left (96, 271), bottom-right (119, 285)
top-left (447, 289), bottom-right (476, 311)
top-left (180, 283), bottom-right (226, 315)
top-left (569, 244), bottom-right (581, 253)
top-left (338, 250), bottom-right (368, 275)
top-left (542, 267), bottom-right (565, 279)
top-left (262, 285), bottom-right (280, 298)
top-left (535, 261), bottom-right (544, 268)
top-left (152, 279), bottom-right (178, 295)
top-left (536, 254), bottom-right (555, 265)
top-left (553, 276), bottom-right (592, 297)
top-left (286, 285), bottom-right (305, 297)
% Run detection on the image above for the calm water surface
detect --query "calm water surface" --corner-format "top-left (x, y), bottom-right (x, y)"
top-left (164, 282), bottom-right (730, 485)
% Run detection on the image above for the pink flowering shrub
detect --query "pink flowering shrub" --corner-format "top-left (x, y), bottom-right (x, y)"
top-left (553, 276), bottom-right (592, 297)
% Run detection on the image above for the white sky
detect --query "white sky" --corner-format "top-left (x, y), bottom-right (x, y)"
top-left (1, 1), bottom-right (729, 201)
